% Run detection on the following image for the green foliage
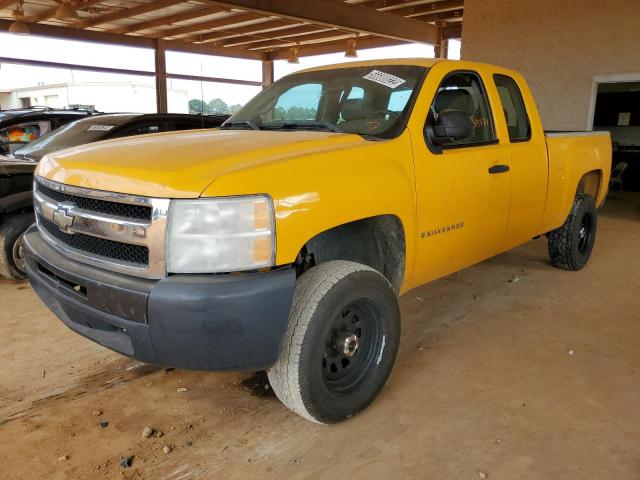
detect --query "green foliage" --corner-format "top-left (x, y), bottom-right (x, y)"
top-left (208, 98), bottom-right (228, 114)
top-left (188, 99), bottom-right (207, 114)
top-left (188, 98), bottom-right (243, 115)
top-left (188, 98), bottom-right (316, 119)
top-left (273, 106), bottom-right (317, 120)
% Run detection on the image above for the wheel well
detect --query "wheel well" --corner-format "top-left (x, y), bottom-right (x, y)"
top-left (576, 170), bottom-right (602, 201)
top-left (295, 215), bottom-right (405, 293)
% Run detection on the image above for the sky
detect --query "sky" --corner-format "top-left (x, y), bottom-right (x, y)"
top-left (0, 32), bottom-right (461, 109)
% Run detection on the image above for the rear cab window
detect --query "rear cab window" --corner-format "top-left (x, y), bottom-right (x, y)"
top-left (493, 74), bottom-right (531, 142)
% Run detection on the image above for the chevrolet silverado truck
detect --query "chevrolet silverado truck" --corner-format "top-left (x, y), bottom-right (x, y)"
top-left (23, 59), bottom-right (611, 424)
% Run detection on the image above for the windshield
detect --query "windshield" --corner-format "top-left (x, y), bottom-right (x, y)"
top-left (14, 114), bottom-right (138, 161)
top-left (224, 65), bottom-right (427, 139)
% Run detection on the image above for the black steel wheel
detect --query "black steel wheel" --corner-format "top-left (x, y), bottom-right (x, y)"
top-left (268, 261), bottom-right (400, 424)
top-left (321, 299), bottom-right (385, 395)
top-left (548, 193), bottom-right (597, 271)
top-left (577, 210), bottom-right (595, 255)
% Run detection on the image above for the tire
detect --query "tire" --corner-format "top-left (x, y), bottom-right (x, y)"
top-left (268, 260), bottom-right (401, 424)
top-left (0, 212), bottom-right (34, 280)
top-left (547, 193), bottom-right (597, 271)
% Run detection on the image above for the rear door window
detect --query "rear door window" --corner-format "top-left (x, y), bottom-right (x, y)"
top-left (494, 74), bottom-right (531, 142)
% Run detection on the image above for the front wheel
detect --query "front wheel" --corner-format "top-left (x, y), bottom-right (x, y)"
top-left (547, 193), bottom-right (597, 271)
top-left (268, 261), bottom-right (400, 424)
top-left (0, 213), bottom-right (34, 280)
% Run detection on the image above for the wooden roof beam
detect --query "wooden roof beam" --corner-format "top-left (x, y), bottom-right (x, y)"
top-left (0, 0), bottom-right (17, 10)
top-left (219, 25), bottom-right (336, 48)
top-left (385, 0), bottom-right (464, 18)
top-left (182, 18), bottom-right (298, 43)
top-left (268, 35), bottom-right (410, 60)
top-left (111, 6), bottom-right (229, 35)
top-left (247, 30), bottom-right (355, 51)
top-left (0, 19), bottom-right (264, 60)
top-left (23, 0), bottom-right (104, 23)
top-left (361, 0), bottom-right (463, 15)
top-left (154, 12), bottom-right (261, 38)
top-left (71, 0), bottom-right (190, 29)
top-left (442, 22), bottom-right (462, 40)
top-left (212, 0), bottom-right (439, 44)
top-left (415, 9), bottom-right (463, 23)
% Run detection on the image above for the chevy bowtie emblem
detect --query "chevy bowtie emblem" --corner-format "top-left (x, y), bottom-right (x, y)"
top-left (52, 202), bottom-right (76, 233)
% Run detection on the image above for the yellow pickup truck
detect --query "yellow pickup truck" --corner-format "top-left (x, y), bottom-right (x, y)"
top-left (23, 59), bottom-right (611, 424)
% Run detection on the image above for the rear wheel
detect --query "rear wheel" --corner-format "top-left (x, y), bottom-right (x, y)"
top-left (547, 193), bottom-right (597, 271)
top-left (268, 260), bottom-right (400, 424)
top-left (0, 213), bottom-right (34, 280)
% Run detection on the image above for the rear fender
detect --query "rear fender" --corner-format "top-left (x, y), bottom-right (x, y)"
top-left (541, 133), bottom-right (611, 232)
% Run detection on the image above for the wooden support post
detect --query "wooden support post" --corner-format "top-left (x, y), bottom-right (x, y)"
top-left (155, 39), bottom-right (168, 113)
top-left (435, 22), bottom-right (449, 59)
top-left (262, 59), bottom-right (274, 88)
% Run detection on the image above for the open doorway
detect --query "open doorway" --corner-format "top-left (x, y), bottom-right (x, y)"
top-left (588, 75), bottom-right (640, 196)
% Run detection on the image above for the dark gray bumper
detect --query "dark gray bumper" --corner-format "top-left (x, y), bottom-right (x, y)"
top-left (23, 227), bottom-right (296, 371)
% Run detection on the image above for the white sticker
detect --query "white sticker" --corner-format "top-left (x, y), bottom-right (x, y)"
top-left (87, 125), bottom-right (114, 131)
top-left (618, 112), bottom-right (631, 126)
top-left (363, 70), bottom-right (406, 89)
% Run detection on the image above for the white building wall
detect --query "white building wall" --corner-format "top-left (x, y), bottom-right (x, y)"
top-left (0, 92), bottom-right (13, 110)
top-left (1, 83), bottom-right (189, 114)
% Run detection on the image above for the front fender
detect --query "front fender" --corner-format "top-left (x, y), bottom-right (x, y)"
top-left (202, 131), bottom-right (417, 286)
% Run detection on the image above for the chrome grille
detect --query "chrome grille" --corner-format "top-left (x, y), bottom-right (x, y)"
top-left (34, 176), bottom-right (169, 278)
top-left (36, 182), bottom-right (152, 221)
top-left (39, 217), bottom-right (149, 265)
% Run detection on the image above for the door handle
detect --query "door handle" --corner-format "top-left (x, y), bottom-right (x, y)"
top-left (488, 164), bottom-right (510, 174)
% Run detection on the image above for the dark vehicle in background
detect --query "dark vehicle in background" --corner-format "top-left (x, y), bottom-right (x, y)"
top-left (0, 112), bottom-right (228, 280)
top-left (0, 107), bottom-right (96, 155)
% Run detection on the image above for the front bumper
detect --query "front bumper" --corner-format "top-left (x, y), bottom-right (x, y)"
top-left (23, 227), bottom-right (296, 371)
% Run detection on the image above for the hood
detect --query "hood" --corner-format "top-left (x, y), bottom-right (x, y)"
top-left (0, 154), bottom-right (37, 176)
top-left (36, 129), bottom-right (367, 198)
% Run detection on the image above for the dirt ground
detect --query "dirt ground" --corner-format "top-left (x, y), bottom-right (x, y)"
top-left (1, 193), bottom-right (639, 480)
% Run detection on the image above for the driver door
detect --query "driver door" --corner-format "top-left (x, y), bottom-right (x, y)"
top-left (411, 70), bottom-right (512, 283)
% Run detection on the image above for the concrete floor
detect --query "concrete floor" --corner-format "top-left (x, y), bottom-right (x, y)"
top-left (0, 193), bottom-right (639, 480)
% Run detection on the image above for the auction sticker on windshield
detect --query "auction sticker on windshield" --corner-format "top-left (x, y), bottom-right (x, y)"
top-left (363, 70), bottom-right (406, 89)
top-left (88, 125), bottom-right (114, 131)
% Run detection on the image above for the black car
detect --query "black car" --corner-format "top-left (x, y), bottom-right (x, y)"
top-left (0, 112), bottom-right (229, 280)
top-left (0, 107), bottom-right (95, 155)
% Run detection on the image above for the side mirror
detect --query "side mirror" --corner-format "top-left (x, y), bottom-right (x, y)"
top-left (428, 110), bottom-right (472, 145)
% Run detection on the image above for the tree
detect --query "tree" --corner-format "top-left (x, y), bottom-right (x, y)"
top-left (228, 104), bottom-right (243, 115)
top-left (188, 99), bottom-right (207, 114)
top-left (208, 98), bottom-right (229, 115)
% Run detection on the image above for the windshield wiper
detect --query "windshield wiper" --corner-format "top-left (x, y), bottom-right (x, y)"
top-left (266, 121), bottom-right (342, 133)
top-left (220, 120), bottom-right (261, 131)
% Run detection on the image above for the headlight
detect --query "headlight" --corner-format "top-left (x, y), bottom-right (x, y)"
top-left (167, 196), bottom-right (275, 274)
